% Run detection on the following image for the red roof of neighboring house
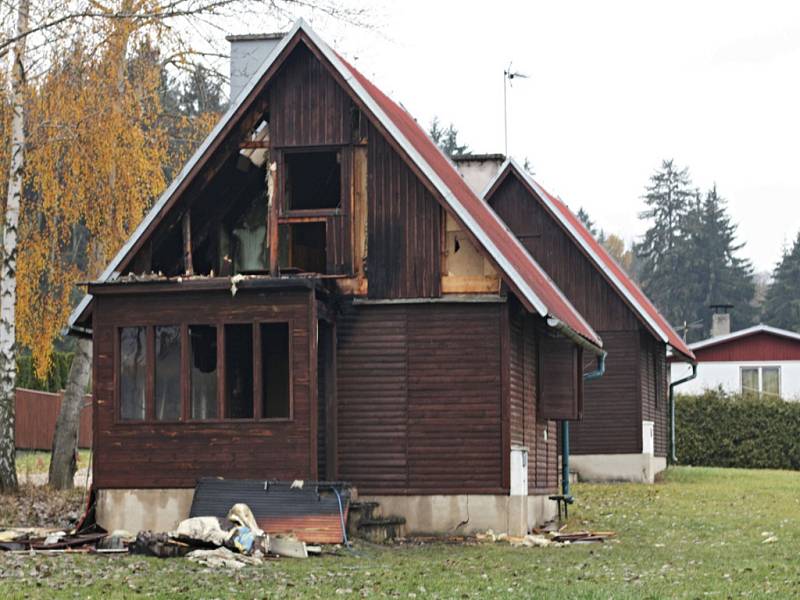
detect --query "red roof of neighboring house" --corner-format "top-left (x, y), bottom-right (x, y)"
top-left (484, 160), bottom-right (695, 361)
top-left (682, 324), bottom-right (800, 362)
top-left (68, 20), bottom-right (601, 351)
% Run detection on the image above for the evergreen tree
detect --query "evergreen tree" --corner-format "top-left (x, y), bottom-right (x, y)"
top-left (636, 160), bottom-right (697, 326)
top-left (762, 232), bottom-right (800, 332)
top-left (429, 116), bottom-right (469, 157)
top-left (576, 207), bottom-right (597, 237)
top-left (685, 185), bottom-right (756, 339)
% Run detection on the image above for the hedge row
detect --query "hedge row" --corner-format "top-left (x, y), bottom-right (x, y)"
top-left (676, 390), bottom-right (800, 469)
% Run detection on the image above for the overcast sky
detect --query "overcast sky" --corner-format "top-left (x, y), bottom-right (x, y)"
top-left (302, 0), bottom-right (800, 273)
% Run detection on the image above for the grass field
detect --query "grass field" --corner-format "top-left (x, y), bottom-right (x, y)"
top-left (1, 466), bottom-right (798, 599)
top-left (15, 450), bottom-right (92, 476)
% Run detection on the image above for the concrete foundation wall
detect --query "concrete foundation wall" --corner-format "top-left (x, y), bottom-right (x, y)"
top-left (361, 494), bottom-right (558, 537)
top-left (570, 454), bottom-right (667, 483)
top-left (97, 489), bottom-right (194, 533)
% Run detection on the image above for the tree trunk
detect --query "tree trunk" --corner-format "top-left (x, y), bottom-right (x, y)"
top-left (0, 0), bottom-right (30, 493)
top-left (48, 338), bottom-right (92, 489)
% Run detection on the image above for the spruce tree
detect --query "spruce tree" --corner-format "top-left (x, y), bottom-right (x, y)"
top-left (685, 185), bottom-right (756, 339)
top-left (576, 207), bottom-right (597, 237)
top-left (636, 160), bottom-right (697, 326)
top-left (762, 232), bottom-right (800, 332)
top-left (429, 117), bottom-right (469, 157)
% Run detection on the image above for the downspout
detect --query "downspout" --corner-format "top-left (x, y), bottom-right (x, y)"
top-left (669, 361), bottom-right (697, 464)
top-left (561, 351), bottom-right (607, 501)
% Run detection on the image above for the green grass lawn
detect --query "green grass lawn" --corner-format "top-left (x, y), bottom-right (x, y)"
top-left (1, 466), bottom-right (798, 599)
top-left (15, 450), bottom-right (92, 476)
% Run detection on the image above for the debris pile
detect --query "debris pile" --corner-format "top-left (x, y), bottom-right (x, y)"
top-left (474, 527), bottom-right (616, 547)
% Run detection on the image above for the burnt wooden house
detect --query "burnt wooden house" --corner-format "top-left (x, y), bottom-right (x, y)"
top-left (454, 157), bottom-right (696, 483)
top-left (68, 21), bottom-right (606, 535)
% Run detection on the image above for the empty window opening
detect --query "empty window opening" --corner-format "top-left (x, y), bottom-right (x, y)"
top-left (190, 325), bottom-right (218, 419)
top-left (154, 326), bottom-right (181, 421)
top-left (225, 324), bottom-right (254, 418)
top-left (120, 327), bottom-right (146, 420)
top-left (279, 222), bottom-right (327, 273)
top-left (230, 178), bottom-right (268, 274)
top-left (261, 322), bottom-right (290, 418)
top-left (285, 151), bottom-right (341, 210)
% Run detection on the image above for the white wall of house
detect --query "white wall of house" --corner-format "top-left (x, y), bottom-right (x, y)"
top-left (671, 360), bottom-right (800, 400)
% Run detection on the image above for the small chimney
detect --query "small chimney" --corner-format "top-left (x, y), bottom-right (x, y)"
top-left (710, 304), bottom-right (733, 337)
top-left (227, 33), bottom-right (285, 103)
top-left (452, 154), bottom-right (506, 195)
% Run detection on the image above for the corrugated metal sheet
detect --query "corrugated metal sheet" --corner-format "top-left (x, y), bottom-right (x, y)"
top-left (190, 478), bottom-right (349, 544)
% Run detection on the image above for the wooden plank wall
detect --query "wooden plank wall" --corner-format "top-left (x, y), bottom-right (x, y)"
top-left (337, 303), bottom-right (503, 495)
top-left (570, 331), bottom-right (641, 455)
top-left (15, 388), bottom-right (92, 450)
top-left (508, 309), bottom-right (559, 494)
top-left (640, 332), bottom-right (668, 457)
top-left (367, 122), bottom-right (441, 299)
top-left (92, 289), bottom-right (314, 488)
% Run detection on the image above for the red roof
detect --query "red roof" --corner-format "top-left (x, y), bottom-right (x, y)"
top-left (337, 57), bottom-right (601, 348)
top-left (488, 161), bottom-right (693, 360)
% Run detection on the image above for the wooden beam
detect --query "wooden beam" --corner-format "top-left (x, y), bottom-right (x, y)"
top-left (182, 210), bottom-right (194, 276)
top-left (268, 159), bottom-right (280, 276)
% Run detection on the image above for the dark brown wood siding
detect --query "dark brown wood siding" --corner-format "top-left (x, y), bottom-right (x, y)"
top-left (641, 331), bottom-right (668, 457)
top-left (337, 302), bottom-right (503, 494)
top-left (367, 122), bottom-right (441, 299)
top-left (489, 174), bottom-right (638, 332)
top-left (508, 308), bottom-right (559, 494)
top-left (91, 289), bottom-right (315, 488)
top-left (570, 330), bottom-right (641, 455)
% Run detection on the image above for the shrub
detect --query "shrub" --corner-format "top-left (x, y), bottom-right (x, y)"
top-left (676, 389), bottom-right (800, 469)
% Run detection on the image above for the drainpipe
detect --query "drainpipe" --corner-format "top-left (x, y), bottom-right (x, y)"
top-left (561, 352), bottom-right (607, 501)
top-left (669, 362), bottom-right (697, 464)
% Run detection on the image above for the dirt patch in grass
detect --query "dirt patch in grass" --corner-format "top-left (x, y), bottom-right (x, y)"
top-left (0, 484), bottom-right (86, 529)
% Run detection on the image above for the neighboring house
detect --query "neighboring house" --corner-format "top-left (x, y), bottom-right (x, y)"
top-left (670, 324), bottom-right (800, 400)
top-left (67, 20), bottom-right (606, 536)
top-left (453, 157), bottom-right (697, 483)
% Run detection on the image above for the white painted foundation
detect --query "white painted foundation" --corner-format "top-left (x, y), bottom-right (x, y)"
top-left (570, 454), bottom-right (667, 483)
top-left (97, 488), bottom-right (557, 537)
top-left (360, 494), bottom-right (558, 537)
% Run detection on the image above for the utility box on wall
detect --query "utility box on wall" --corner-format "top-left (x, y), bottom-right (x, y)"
top-left (642, 420), bottom-right (654, 455)
top-left (510, 446), bottom-right (529, 496)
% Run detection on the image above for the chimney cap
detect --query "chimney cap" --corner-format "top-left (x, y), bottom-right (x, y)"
top-left (226, 32), bottom-right (285, 43)
top-left (709, 303), bottom-right (734, 313)
top-left (451, 153), bottom-right (506, 162)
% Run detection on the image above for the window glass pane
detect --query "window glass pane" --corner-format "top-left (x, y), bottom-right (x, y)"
top-left (741, 368), bottom-right (759, 399)
top-left (120, 327), bottom-right (146, 420)
top-left (762, 367), bottom-right (780, 398)
top-left (225, 324), bottom-right (254, 418)
top-left (262, 323), bottom-right (290, 418)
top-left (154, 326), bottom-right (181, 420)
top-left (190, 325), bottom-right (217, 419)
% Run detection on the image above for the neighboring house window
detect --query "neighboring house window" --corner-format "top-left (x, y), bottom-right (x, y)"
top-left (117, 321), bottom-right (292, 422)
top-left (741, 366), bottom-right (781, 399)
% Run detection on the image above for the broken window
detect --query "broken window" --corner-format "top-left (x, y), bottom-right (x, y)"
top-left (261, 322), bottom-right (290, 418)
top-left (190, 325), bottom-right (218, 419)
top-left (154, 325), bottom-right (181, 421)
top-left (279, 222), bottom-right (327, 273)
top-left (285, 151), bottom-right (341, 210)
top-left (119, 327), bottom-right (146, 420)
top-left (225, 324), bottom-right (254, 419)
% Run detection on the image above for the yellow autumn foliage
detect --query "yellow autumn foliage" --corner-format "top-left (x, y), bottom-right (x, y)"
top-left (17, 16), bottom-right (213, 379)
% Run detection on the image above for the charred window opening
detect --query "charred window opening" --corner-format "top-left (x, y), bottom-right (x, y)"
top-left (225, 324), bottom-right (254, 418)
top-left (119, 327), bottom-right (146, 420)
top-left (154, 325), bottom-right (181, 421)
top-left (285, 151), bottom-right (341, 210)
top-left (261, 322), bottom-right (290, 419)
top-left (279, 222), bottom-right (327, 273)
top-left (190, 325), bottom-right (218, 419)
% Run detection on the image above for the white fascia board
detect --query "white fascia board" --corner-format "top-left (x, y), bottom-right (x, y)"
top-left (491, 157), bottom-right (671, 346)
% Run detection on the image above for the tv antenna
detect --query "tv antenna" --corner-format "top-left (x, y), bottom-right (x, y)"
top-left (504, 63), bottom-right (529, 156)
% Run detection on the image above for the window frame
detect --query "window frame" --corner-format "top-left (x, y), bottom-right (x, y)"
top-left (280, 145), bottom-right (345, 218)
top-left (739, 365), bottom-right (782, 399)
top-left (114, 318), bottom-right (294, 425)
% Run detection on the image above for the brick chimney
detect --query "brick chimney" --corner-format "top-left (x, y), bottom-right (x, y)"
top-left (710, 304), bottom-right (733, 338)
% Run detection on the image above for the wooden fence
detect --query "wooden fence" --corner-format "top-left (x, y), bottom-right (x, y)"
top-left (15, 388), bottom-right (92, 450)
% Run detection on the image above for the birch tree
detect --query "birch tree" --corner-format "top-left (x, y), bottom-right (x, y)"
top-left (0, 0), bottom-right (29, 492)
